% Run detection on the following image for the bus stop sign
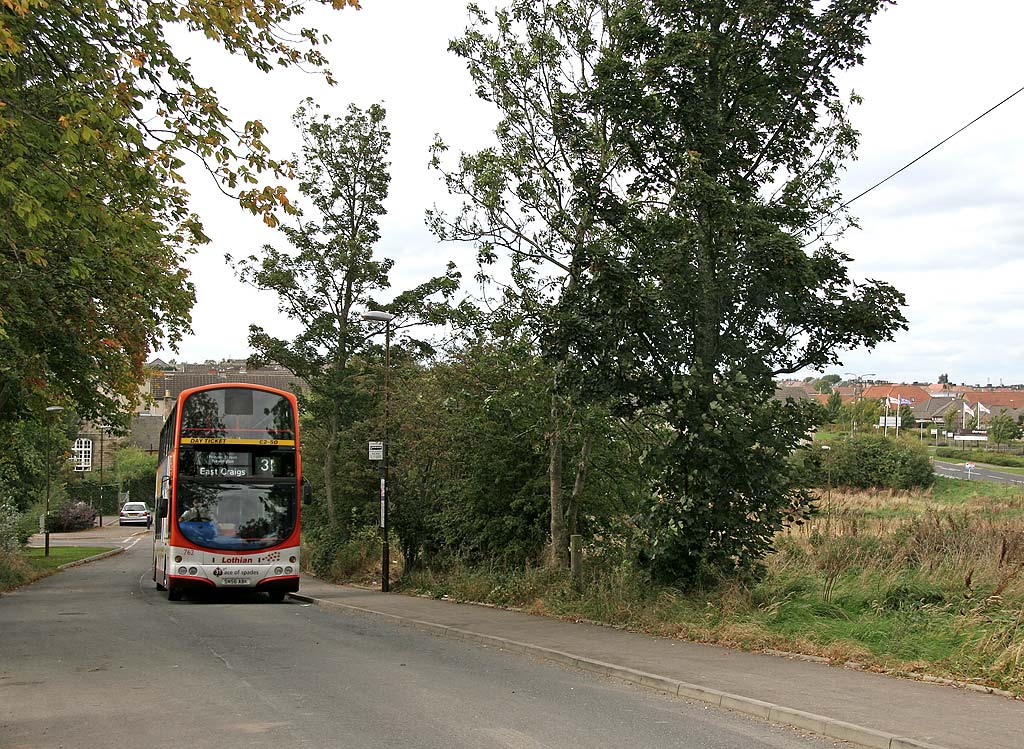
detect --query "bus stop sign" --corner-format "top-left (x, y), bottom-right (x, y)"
top-left (368, 441), bottom-right (384, 461)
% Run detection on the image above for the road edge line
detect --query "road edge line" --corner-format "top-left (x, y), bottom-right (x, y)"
top-left (288, 591), bottom-right (953, 749)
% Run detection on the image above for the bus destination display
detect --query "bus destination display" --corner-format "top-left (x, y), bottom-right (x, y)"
top-left (179, 451), bottom-right (292, 479)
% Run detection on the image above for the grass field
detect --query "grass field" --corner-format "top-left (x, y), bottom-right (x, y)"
top-left (400, 478), bottom-right (1024, 695)
top-left (0, 546), bottom-right (115, 592)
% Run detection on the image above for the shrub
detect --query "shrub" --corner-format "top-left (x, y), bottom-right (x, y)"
top-left (805, 435), bottom-right (933, 490)
top-left (935, 447), bottom-right (1024, 468)
top-left (15, 511), bottom-right (39, 545)
top-left (48, 501), bottom-right (95, 532)
top-left (0, 500), bottom-right (19, 553)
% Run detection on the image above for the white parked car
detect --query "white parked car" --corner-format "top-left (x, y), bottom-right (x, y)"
top-left (119, 502), bottom-right (152, 528)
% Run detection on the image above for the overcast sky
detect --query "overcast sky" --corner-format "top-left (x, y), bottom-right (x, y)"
top-left (155, 0), bottom-right (1024, 387)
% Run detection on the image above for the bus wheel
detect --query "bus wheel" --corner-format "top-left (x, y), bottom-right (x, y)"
top-left (267, 590), bottom-right (286, 603)
top-left (167, 584), bottom-right (182, 602)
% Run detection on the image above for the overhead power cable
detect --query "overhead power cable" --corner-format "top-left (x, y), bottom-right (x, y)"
top-left (842, 81), bottom-right (1024, 209)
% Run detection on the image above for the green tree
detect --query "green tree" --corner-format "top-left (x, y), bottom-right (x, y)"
top-left (825, 391), bottom-right (842, 422)
top-left (432, 0), bottom-right (625, 567)
top-left (548, 0), bottom-right (905, 584)
top-left (388, 321), bottom-right (653, 570)
top-left (897, 404), bottom-right (916, 433)
top-left (843, 399), bottom-right (882, 435)
top-left (1, 0), bottom-right (360, 425)
top-left (989, 412), bottom-right (1019, 447)
top-left (234, 100), bottom-right (459, 524)
top-left (815, 374), bottom-right (842, 393)
top-left (942, 404), bottom-right (959, 436)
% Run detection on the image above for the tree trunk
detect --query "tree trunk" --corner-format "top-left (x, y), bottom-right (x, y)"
top-left (323, 410), bottom-right (338, 524)
top-left (548, 396), bottom-right (567, 568)
top-left (566, 432), bottom-right (593, 537)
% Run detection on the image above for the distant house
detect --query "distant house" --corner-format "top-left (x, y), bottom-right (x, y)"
top-left (773, 386), bottom-right (815, 402)
top-left (910, 397), bottom-right (964, 429)
top-left (70, 360), bottom-right (307, 477)
top-left (859, 383), bottom-right (930, 405)
top-left (964, 391), bottom-right (1024, 412)
top-left (144, 360), bottom-right (305, 418)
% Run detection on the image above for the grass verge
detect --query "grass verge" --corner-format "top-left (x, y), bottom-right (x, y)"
top-left (399, 482), bottom-right (1024, 695)
top-left (0, 546), bottom-right (116, 592)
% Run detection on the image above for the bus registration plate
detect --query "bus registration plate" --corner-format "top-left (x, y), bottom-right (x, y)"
top-left (223, 578), bottom-right (252, 586)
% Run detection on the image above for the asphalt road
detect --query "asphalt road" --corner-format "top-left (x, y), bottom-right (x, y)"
top-left (933, 459), bottom-right (1024, 485)
top-left (25, 522), bottom-right (149, 549)
top-left (1, 541), bottom-right (838, 749)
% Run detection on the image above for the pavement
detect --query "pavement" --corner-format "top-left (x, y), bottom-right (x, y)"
top-left (291, 576), bottom-right (1024, 749)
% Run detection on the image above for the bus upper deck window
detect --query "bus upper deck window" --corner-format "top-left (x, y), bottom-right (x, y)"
top-left (225, 388), bottom-right (253, 415)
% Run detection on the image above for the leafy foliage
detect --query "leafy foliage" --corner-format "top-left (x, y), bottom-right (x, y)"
top-left (805, 436), bottom-right (934, 490)
top-left (385, 329), bottom-right (651, 570)
top-left (234, 100), bottom-right (460, 526)
top-left (433, 0), bottom-right (627, 566)
top-left (935, 447), bottom-right (1024, 469)
top-left (988, 413), bottom-right (1021, 446)
top-left (48, 501), bottom-right (95, 533)
top-left (0, 0), bottom-right (361, 482)
top-left (543, 0), bottom-right (905, 585)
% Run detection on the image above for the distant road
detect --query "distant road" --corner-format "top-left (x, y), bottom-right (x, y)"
top-left (933, 459), bottom-right (1024, 486)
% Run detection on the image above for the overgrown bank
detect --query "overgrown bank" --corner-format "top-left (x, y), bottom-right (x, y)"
top-left (0, 546), bottom-right (116, 592)
top-left (390, 480), bottom-right (1024, 695)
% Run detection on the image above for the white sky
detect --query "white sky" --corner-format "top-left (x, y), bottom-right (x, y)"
top-left (156, 0), bottom-right (1024, 387)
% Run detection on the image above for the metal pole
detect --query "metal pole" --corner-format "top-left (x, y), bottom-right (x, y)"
top-left (43, 406), bottom-right (64, 555)
top-left (45, 415), bottom-right (51, 557)
top-left (98, 428), bottom-right (104, 527)
top-left (381, 320), bottom-right (391, 593)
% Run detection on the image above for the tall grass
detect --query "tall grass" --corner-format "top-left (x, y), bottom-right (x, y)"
top-left (401, 481), bottom-right (1024, 694)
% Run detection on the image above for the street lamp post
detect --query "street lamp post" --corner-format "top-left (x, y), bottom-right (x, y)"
top-left (362, 310), bottom-right (395, 593)
top-left (97, 424), bottom-right (109, 527)
top-left (44, 405), bottom-right (65, 557)
top-left (844, 372), bottom-right (876, 436)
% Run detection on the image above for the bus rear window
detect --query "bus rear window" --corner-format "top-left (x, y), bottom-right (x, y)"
top-left (180, 389), bottom-right (295, 443)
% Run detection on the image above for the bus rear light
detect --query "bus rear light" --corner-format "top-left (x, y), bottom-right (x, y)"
top-left (177, 566), bottom-right (187, 575)
top-left (274, 566), bottom-right (283, 575)
top-left (188, 567), bottom-right (198, 576)
top-left (289, 556), bottom-right (297, 563)
top-left (285, 566), bottom-right (293, 574)
top-left (174, 555), bottom-right (183, 563)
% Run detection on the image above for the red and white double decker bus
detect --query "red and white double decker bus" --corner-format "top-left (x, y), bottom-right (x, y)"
top-left (152, 384), bottom-right (306, 601)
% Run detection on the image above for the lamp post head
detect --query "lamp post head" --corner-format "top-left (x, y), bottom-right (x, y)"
top-left (361, 310), bottom-right (395, 323)
top-left (45, 406), bottom-right (64, 414)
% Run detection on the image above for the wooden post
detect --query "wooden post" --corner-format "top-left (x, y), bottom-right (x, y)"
top-left (570, 534), bottom-right (582, 590)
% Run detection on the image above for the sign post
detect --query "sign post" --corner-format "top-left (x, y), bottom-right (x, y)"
top-left (965, 462), bottom-right (975, 480)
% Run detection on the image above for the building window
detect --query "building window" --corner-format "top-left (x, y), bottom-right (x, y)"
top-left (73, 438), bottom-right (93, 471)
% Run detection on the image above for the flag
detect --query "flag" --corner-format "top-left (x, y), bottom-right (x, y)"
top-left (886, 396), bottom-right (900, 406)
top-left (899, 397), bottom-right (913, 406)
top-left (963, 403), bottom-right (975, 417)
top-left (978, 403), bottom-right (991, 414)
